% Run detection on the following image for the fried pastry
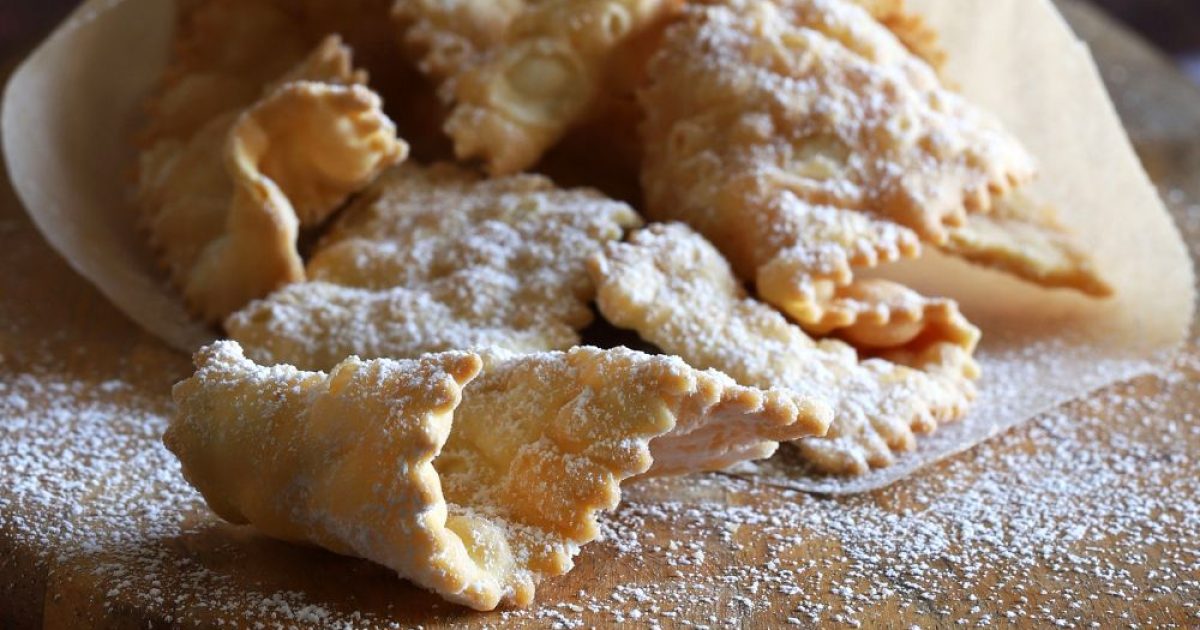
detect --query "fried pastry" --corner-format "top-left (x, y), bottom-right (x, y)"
top-left (293, 0), bottom-right (453, 160)
top-left (640, 0), bottom-right (1037, 337)
top-left (799, 278), bottom-right (979, 354)
top-left (223, 280), bottom-right (583, 372)
top-left (225, 163), bottom-right (640, 369)
top-left (397, 0), bottom-right (683, 174)
top-left (148, 0), bottom-right (444, 156)
top-left (940, 191), bottom-right (1113, 297)
top-left (589, 223), bottom-right (978, 475)
top-left (851, 0), bottom-right (946, 69)
top-left (138, 38), bottom-right (407, 322)
top-left (166, 341), bottom-right (830, 609)
top-left (140, 0), bottom-right (314, 147)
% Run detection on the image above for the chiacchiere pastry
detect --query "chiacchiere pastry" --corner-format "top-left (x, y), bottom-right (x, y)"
top-left (940, 190), bottom-right (1112, 296)
top-left (138, 0), bottom-right (317, 147)
top-left (225, 162), bottom-right (640, 370)
top-left (166, 341), bottom-right (830, 609)
top-left (395, 0), bottom-right (683, 175)
top-left (137, 36), bottom-right (406, 321)
top-left (589, 223), bottom-right (978, 475)
top-left (639, 0), bottom-right (1108, 348)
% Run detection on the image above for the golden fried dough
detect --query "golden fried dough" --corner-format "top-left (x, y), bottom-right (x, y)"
top-left (138, 38), bottom-right (406, 322)
top-left (640, 0), bottom-right (1035, 337)
top-left (397, 0), bottom-right (683, 174)
top-left (166, 341), bottom-right (829, 609)
top-left (223, 280), bottom-right (583, 371)
top-left (225, 163), bottom-right (640, 368)
top-left (140, 0), bottom-right (314, 147)
top-left (940, 191), bottom-right (1114, 297)
top-left (800, 278), bottom-right (980, 355)
top-left (589, 223), bottom-right (977, 475)
top-left (851, 0), bottom-right (946, 69)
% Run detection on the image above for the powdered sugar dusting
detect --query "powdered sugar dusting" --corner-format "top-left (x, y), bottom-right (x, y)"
top-left (3, 345), bottom-right (1197, 626)
top-left (741, 327), bottom-right (1169, 493)
top-left (3, 3), bottom-right (1199, 623)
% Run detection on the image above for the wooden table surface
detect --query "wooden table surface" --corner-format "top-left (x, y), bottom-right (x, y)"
top-left (2, 1), bottom-right (1199, 628)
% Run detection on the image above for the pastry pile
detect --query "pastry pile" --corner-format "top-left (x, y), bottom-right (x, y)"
top-left (142, 0), bottom-right (1111, 610)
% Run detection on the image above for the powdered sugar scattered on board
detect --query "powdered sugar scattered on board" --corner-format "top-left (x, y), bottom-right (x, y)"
top-left (2, 345), bottom-right (1197, 627)
top-left (2, 21), bottom-right (1198, 624)
top-left (738, 328), bottom-right (1167, 493)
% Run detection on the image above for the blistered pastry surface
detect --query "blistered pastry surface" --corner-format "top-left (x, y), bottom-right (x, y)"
top-left (226, 163), bottom-right (640, 369)
top-left (590, 223), bottom-right (976, 475)
top-left (166, 341), bottom-right (827, 609)
top-left (640, 0), bottom-right (1035, 335)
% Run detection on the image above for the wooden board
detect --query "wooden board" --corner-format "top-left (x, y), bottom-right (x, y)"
top-left (2, 1), bottom-right (1199, 627)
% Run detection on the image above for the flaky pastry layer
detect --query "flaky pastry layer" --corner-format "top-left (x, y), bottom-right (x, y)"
top-left (138, 37), bottom-right (406, 321)
top-left (589, 223), bottom-right (978, 475)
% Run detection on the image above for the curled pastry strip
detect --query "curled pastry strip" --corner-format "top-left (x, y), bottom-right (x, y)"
top-left (799, 278), bottom-right (980, 358)
top-left (142, 0), bottom-right (415, 146)
top-left (166, 341), bottom-right (829, 609)
top-left (939, 191), bottom-right (1114, 297)
top-left (138, 39), bottom-right (407, 322)
top-left (398, 0), bottom-right (682, 174)
top-left (641, 0), bottom-right (1036, 336)
top-left (140, 0), bottom-right (315, 146)
top-left (226, 163), bottom-right (640, 369)
top-left (162, 82), bottom-right (404, 321)
top-left (588, 223), bottom-right (977, 475)
top-left (265, 34), bottom-right (369, 101)
top-left (748, 190), bottom-right (924, 330)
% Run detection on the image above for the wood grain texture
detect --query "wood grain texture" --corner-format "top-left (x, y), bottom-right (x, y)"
top-left (2, 1), bottom-right (1199, 627)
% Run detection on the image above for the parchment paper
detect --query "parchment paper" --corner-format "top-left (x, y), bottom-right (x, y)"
top-left (1, 0), bottom-right (1194, 493)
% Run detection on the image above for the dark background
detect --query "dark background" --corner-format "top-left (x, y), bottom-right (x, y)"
top-left (1, 0), bottom-right (1199, 79)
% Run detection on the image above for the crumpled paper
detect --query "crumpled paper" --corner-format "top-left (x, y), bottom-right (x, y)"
top-left (1, 0), bottom-right (1193, 493)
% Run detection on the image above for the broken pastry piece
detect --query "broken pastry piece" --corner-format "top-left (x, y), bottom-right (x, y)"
top-left (166, 341), bottom-right (829, 609)
top-left (940, 191), bottom-right (1113, 297)
top-left (396, 0), bottom-right (683, 174)
top-left (640, 0), bottom-right (1041, 338)
top-left (225, 163), bottom-right (641, 370)
top-left (137, 38), bottom-right (407, 322)
top-left (589, 223), bottom-right (977, 475)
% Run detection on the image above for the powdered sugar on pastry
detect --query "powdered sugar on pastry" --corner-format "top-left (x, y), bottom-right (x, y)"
top-left (397, 0), bottom-right (682, 174)
top-left (640, 0), bottom-right (1035, 336)
top-left (226, 163), bottom-right (640, 369)
top-left (222, 279), bottom-right (581, 371)
top-left (165, 341), bottom-right (828, 609)
top-left (137, 38), bottom-right (406, 322)
top-left (589, 223), bottom-right (977, 475)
